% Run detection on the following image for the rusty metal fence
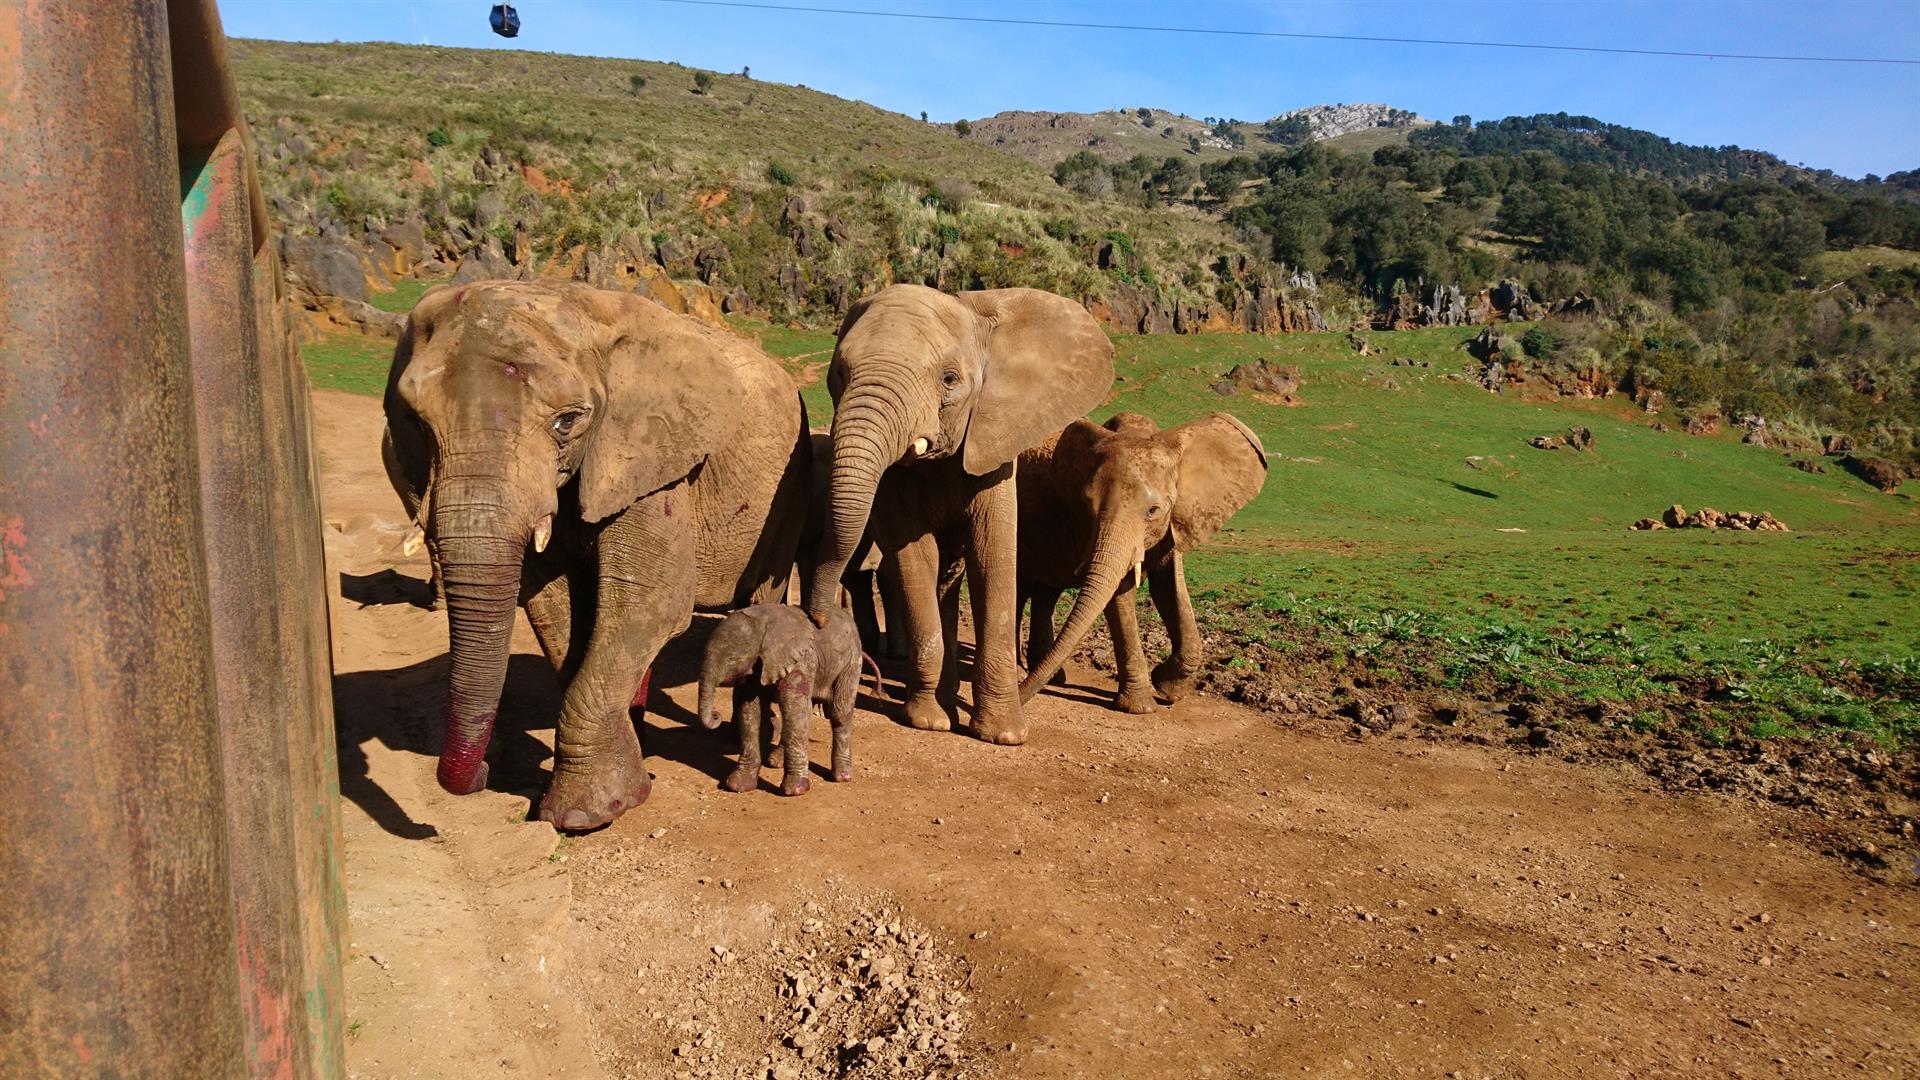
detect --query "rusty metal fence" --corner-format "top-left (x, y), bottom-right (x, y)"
top-left (1, 2), bottom-right (346, 1076)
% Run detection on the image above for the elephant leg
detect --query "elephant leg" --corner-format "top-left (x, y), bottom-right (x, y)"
top-left (890, 531), bottom-right (952, 731)
top-left (965, 467), bottom-right (1026, 745)
top-left (775, 672), bottom-right (814, 796)
top-left (539, 487), bottom-right (695, 831)
top-left (1024, 585), bottom-right (1068, 687)
top-left (827, 671), bottom-right (856, 782)
top-left (723, 688), bottom-right (762, 793)
top-left (1105, 580), bottom-right (1158, 714)
top-left (936, 558), bottom-right (963, 718)
top-left (848, 568), bottom-right (881, 656)
top-left (879, 556), bottom-right (910, 661)
top-left (1149, 551), bottom-right (1203, 703)
top-left (520, 552), bottom-right (589, 680)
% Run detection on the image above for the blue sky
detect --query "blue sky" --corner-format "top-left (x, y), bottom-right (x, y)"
top-left (222, 0), bottom-right (1920, 178)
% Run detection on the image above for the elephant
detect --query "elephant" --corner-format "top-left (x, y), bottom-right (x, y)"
top-left (697, 604), bottom-right (878, 796)
top-left (805, 284), bottom-right (1113, 745)
top-left (382, 281), bottom-right (811, 830)
top-left (1015, 412), bottom-right (1267, 712)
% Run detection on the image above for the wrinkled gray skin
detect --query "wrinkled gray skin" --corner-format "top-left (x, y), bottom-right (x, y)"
top-left (796, 430), bottom-right (903, 659)
top-left (383, 281), bottom-right (810, 831)
top-left (698, 605), bottom-right (865, 796)
top-left (804, 285), bottom-right (1113, 745)
top-left (1016, 412), bottom-right (1267, 712)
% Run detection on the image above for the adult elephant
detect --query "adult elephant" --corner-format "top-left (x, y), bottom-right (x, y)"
top-left (1016, 412), bottom-right (1267, 711)
top-left (383, 281), bottom-right (809, 830)
top-left (805, 285), bottom-right (1113, 745)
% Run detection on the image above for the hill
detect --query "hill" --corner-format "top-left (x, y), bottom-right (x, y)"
top-left (230, 39), bottom-right (1304, 332)
top-left (965, 101), bottom-right (1431, 167)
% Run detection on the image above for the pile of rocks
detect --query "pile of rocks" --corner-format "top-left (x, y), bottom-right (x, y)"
top-left (1529, 426), bottom-right (1593, 452)
top-left (755, 907), bottom-right (980, 1080)
top-left (1211, 360), bottom-right (1303, 405)
top-left (1631, 504), bottom-right (1789, 532)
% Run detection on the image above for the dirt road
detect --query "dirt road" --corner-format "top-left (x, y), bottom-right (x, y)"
top-left (317, 389), bottom-right (1917, 1079)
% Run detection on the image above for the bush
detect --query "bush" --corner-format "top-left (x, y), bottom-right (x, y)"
top-left (692, 71), bottom-right (712, 95)
top-left (952, 118), bottom-right (971, 138)
top-left (426, 126), bottom-right (451, 148)
top-left (767, 161), bottom-right (796, 186)
top-left (628, 74), bottom-right (646, 95)
top-left (1521, 326), bottom-right (1559, 359)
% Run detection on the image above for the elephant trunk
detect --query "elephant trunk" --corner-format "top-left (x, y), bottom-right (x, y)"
top-left (807, 392), bottom-right (909, 621)
top-left (432, 474), bottom-right (532, 795)
top-left (1020, 520), bottom-right (1142, 701)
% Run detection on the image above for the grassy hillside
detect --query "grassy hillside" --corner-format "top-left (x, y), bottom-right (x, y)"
top-left (231, 39), bottom-right (1264, 317)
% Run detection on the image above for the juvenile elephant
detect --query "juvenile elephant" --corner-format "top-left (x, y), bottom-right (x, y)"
top-left (805, 285), bottom-right (1113, 745)
top-left (383, 281), bottom-right (810, 830)
top-left (1016, 412), bottom-right (1267, 711)
top-left (697, 604), bottom-right (875, 795)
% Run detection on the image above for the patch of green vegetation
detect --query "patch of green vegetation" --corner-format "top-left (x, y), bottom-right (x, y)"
top-left (369, 277), bottom-right (432, 314)
top-left (301, 331), bottom-right (392, 396)
top-left (1100, 326), bottom-right (1920, 745)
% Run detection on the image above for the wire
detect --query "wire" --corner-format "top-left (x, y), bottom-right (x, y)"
top-left (649, 0), bottom-right (1920, 66)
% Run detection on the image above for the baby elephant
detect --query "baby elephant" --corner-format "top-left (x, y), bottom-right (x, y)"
top-left (698, 605), bottom-right (880, 795)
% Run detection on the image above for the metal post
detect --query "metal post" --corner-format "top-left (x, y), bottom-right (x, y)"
top-left (0, 1), bottom-right (248, 1075)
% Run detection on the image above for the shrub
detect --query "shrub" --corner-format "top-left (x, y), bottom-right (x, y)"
top-left (767, 161), bottom-right (796, 186)
top-left (628, 74), bottom-right (646, 95)
top-left (692, 71), bottom-right (712, 95)
top-left (426, 126), bottom-right (451, 148)
top-left (952, 118), bottom-right (971, 138)
top-left (1521, 326), bottom-right (1559, 359)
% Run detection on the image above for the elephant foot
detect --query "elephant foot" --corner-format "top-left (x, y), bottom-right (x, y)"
top-left (538, 727), bottom-right (652, 832)
top-left (831, 764), bottom-right (853, 783)
top-left (902, 691), bottom-right (953, 732)
top-left (1152, 659), bottom-right (1196, 703)
top-left (722, 762), bottom-right (759, 793)
top-left (1114, 686), bottom-right (1159, 715)
top-left (972, 705), bottom-right (1029, 746)
top-left (779, 772), bottom-right (811, 797)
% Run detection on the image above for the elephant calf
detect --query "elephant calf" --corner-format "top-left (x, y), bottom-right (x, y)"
top-left (698, 605), bottom-right (878, 796)
top-left (1017, 412), bottom-right (1267, 712)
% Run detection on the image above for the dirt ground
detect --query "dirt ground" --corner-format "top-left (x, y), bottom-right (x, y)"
top-left (316, 389), bottom-right (1918, 1079)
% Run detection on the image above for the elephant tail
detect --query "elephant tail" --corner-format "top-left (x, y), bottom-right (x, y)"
top-left (861, 651), bottom-right (891, 704)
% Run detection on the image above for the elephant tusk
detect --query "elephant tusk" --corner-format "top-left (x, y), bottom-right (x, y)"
top-left (1134, 558), bottom-right (1144, 590)
top-left (402, 526), bottom-right (425, 557)
top-left (910, 437), bottom-right (930, 457)
top-left (532, 514), bottom-right (553, 554)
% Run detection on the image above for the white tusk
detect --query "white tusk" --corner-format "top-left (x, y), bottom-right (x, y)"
top-left (911, 437), bottom-right (930, 457)
top-left (402, 526), bottom-right (424, 557)
top-left (1134, 559), bottom-right (1144, 589)
top-left (532, 515), bottom-right (553, 554)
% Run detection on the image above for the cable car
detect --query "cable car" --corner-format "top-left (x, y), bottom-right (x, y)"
top-left (489, 4), bottom-right (520, 38)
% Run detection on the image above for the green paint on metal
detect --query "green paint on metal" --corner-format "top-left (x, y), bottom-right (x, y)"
top-left (179, 148), bottom-right (216, 238)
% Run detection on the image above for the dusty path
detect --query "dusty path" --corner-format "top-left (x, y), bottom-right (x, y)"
top-left (317, 389), bottom-right (1917, 1079)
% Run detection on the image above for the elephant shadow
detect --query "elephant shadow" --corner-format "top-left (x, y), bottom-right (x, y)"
top-left (332, 619), bottom-right (750, 840)
top-left (338, 568), bottom-right (436, 610)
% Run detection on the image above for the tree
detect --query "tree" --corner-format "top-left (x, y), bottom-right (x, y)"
top-left (953, 118), bottom-right (971, 137)
top-left (920, 110), bottom-right (929, 123)
top-left (1188, 134), bottom-right (1202, 155)
top-left (1150, 156), bottom-right (1195, 203)
top-left (628, 74), bottom-right (646, 95)
top-left (692, 71), bottom-right (713, 95)
top-left (741, 65), bottom-right (751, 78)
top-left (1136, 107), bottom-right (1153, 126)
top-left (1452, 114), bottom-right (1471, 128)
top-left (1261, 115), bottom-right (1310, 145)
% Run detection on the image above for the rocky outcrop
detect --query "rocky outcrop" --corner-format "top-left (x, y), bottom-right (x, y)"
top-left (1635, 505), bottom-right (1789, 532)
top-left (1210, 360), bottom-right (1303, 405)
top-left (1530, 426), bottom-right (1593, 451)
top-left (1840, 456), bottom-right (1912, 493)
top-left (1268, 103), bottom-right (1431, 141)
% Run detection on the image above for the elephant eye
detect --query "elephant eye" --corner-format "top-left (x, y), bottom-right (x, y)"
top-left (550, 409), bottom-right (588, 441)
top-left (941, 369), bottom-right (961, 389)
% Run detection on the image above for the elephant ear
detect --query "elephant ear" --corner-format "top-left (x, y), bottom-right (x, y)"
top-left (955, 288), bottom-right (1114, 476)
top-left (381, 285), bottom-right (463, 516)
top-left (571, 288), bottom-right (747, 522)
top-left (1167, 413), bottom-right (1268, 551)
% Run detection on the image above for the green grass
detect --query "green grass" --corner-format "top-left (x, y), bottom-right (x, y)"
top-left (1094, 326), bottom-right (1920, 745)
top-left (302, 331), bottom-right (393, 396)
top-left (369, 277), bottom-right (432, 314)
top-left (303, 318), bottom-right (1920, 744)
